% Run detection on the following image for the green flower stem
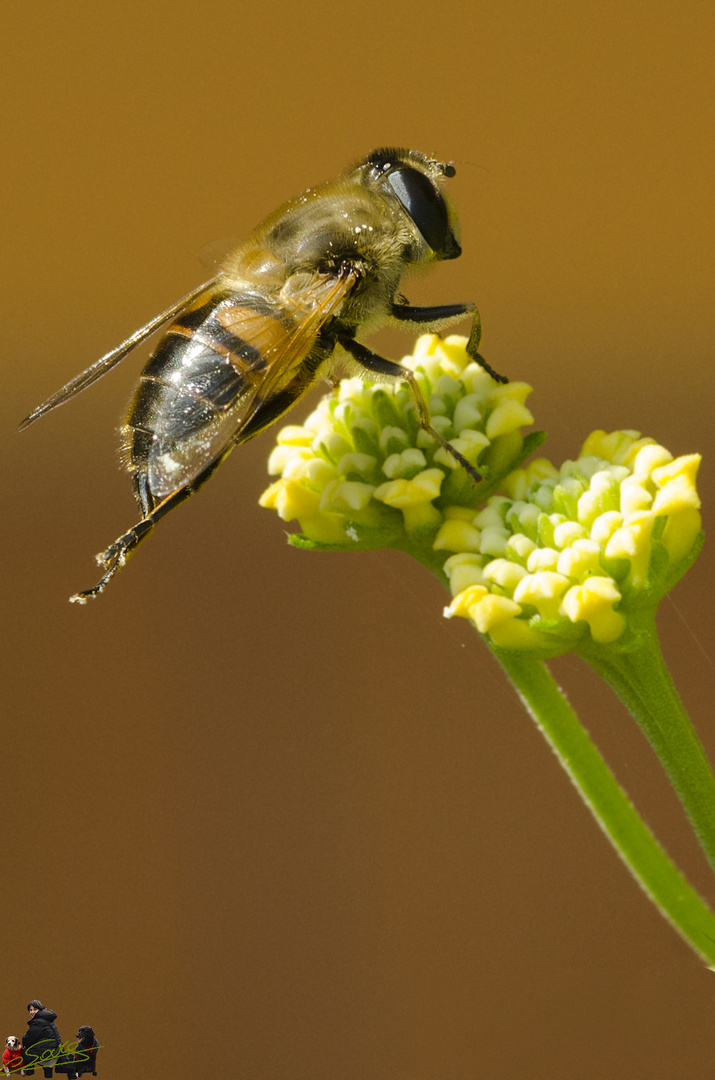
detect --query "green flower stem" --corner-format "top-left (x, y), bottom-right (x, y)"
top-left (493, 648), bottom-right (715, 966)
top-left (580, 626), bottom-right (715, 877)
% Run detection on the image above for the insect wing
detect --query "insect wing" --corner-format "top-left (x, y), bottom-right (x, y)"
top-left (197, 235), bottom-right (241, 270)
top-left (231, 267), bottom-right (358, 410)
top-left (144, 268), bottom-right (358, 503)
top-left (18, 278), bottom-right (219, 430)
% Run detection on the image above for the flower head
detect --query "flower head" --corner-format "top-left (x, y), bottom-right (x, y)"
top-left (260, 336), bottom-right (702, 657)
top-left (444, 430), bottom-right (702, 653)
top-left (259, 334), bottom-right (539, 550)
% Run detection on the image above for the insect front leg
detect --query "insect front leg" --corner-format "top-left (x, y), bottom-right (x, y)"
top-left (337, 334), bottom-right (483, 484)
top-left (391, 301), bottom-right (508, 384)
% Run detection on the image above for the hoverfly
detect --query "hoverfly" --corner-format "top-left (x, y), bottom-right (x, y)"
top-left (20, 148), bottom-right (507, 602)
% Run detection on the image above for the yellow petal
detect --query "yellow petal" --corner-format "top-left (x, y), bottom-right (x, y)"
top-left (275, 424), bottom-right (313, 447)
top-left (631, 443), bottom-right (673, 477)
top-left (381, 448), bottom-right (426, 479)
top-left (505, 534), bottom-right (537, 563)
top-left (409, 333), bottom-right (441, 362)
top-left (605, 513), bottom-right (653, 556)
top-left (553, 521), bottom-right (588, 549)
top-left (258, 479), bottom-right (283, 510)
top-left (433, 430), bottom-right (489, 470)
top-left (590, 511), bottom-right (624, 546)
top-left (604, 513), bottom-right (654, 586)
top-left (258, 479), bottom-right (320, 521)
top-left (652, 475), bottom-right (701, 516)
top-left (446, 584), bottom-right (489, 619)
top-left (488, 380), bottom-right (534, 406)
top-left (471, 594), bottom-right (522, 633)
top-left (452, 394), bottom-right (484, 431)
top-left (651, 453), bottom-right (701, 489)
top-left (319, 480), bottom-right (375, 514)
top-left (337, 452), bottom-right (378, 478)
top-left (433, 520), bottom-right (482, 552)
top-left (266, 444), bottom-right (311, 475)
top-left (619, 477), bottom-right (653, 517)
top-left (661, 508), bottom-right (702, 563)
top-left (443, 554), bottom-right (487, 595)
top-left (479, 525), bottom-right (510, 557)
top-left (581, 430), bottom-right (641, 463)
top-left (513, 571), bottom-right (570, 618)
top-left (373, 468), bottom-right (444, 508)
top-left (283, 455), bottom-right (337, 486)
top-left (556, 539), bottom-right (602, 580)
top-left (314, 431), bottom-right (352, 461)
top-left (486, 399), bottom-right (534, 439)
top-left (576, 489), bottom-right (603, 528)
top-left (526, 547), bottom-right (560, 573)
top-left (434, 335), bottom-right (471, 375)
top-left (560, 578), bottom-right (626, 643)
top-left (482, 558), bottom-right (528, 594)
top-left (474, 498), bottom-right (511, 529)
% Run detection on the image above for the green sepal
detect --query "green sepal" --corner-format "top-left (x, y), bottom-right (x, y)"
top-left (529, 615), bottom-right (585, 645)
top-left (287, 514), bottom-right (405, 554)
top-left (371, 388), bottom-right (403, 429)
top-left (660, 530), bottom-right (705, 596)
top-left (351, 418), bottom-right (381, 457)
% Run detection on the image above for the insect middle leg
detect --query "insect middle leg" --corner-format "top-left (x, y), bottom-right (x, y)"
top-left (337, 335), bottom-right (484, 484)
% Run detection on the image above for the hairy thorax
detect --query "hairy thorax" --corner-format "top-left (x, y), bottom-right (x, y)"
top-left (219, 181), bottom-right (423, 334)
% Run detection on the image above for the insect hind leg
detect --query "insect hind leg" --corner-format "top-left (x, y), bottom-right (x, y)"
top-left (133, 470), bottom-right (157, 517)
top-left (70, 454), bottom-right (227, 604)
top-left (70, 518), bottom-right (155, 604)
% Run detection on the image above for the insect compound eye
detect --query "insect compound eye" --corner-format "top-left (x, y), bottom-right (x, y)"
top-left (386, 167), bottom-right (457, 257)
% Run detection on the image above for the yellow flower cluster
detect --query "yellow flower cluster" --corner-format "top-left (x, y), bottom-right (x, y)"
top-left (260, 334), bottom-right (535, 544)
top-left (445, 430), bottom-right (702, 650)
top-left (260, 333), bottom-right (702, 654)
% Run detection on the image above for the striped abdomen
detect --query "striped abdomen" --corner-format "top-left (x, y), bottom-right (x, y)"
top-left (123, 265), bottom-right (354, 514)
top-left (124, 289), bottom-right (270, 510)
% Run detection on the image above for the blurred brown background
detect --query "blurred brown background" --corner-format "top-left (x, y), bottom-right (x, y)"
top-left (3, 0), bottom-right (715, 1076)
